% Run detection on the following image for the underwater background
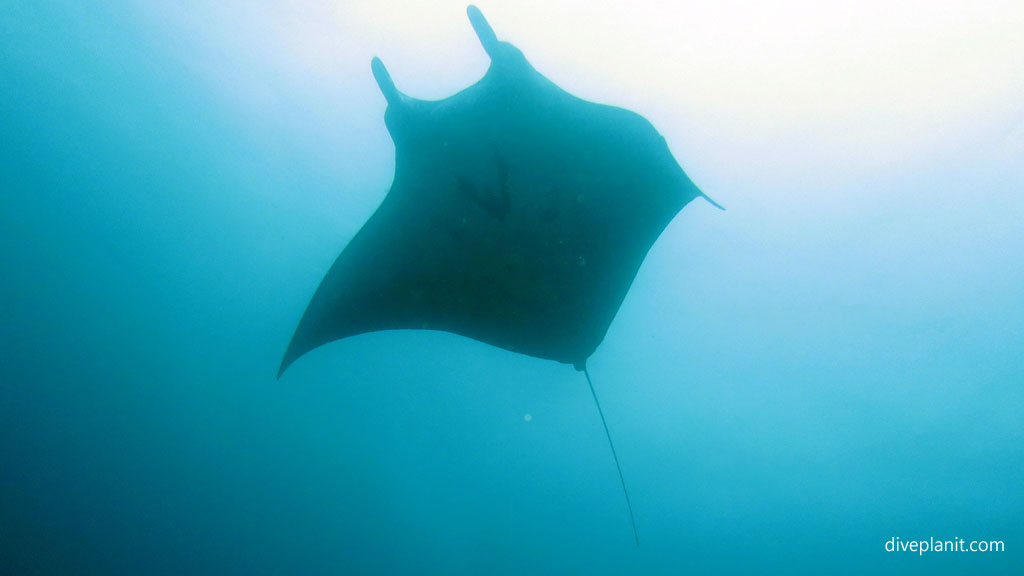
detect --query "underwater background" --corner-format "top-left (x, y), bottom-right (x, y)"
top-left (2, 1), bottom-right (1021, 574)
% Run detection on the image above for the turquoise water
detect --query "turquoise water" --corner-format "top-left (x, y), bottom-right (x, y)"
top-left (3, 3), bottom-right (1022, 574)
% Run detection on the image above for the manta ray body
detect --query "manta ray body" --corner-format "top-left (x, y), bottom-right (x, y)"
top-left (280, 7), bottom-right (716, 378)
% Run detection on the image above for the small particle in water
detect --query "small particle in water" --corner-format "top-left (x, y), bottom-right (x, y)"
top-left (524, 413), bottom-right (532, 422)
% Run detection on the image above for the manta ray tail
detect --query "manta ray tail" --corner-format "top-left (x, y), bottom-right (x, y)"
top-left (584, 366), bottom-right (640, 547)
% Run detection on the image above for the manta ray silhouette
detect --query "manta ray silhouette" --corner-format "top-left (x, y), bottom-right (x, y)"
top-left (280, 6), bottom-right (720, 545)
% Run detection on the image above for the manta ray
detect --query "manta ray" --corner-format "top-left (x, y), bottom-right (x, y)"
top-left (280, 6), bottom-right (720, 545)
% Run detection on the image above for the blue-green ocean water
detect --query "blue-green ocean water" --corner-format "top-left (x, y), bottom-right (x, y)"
top-left (3, 3), bottom-right (1022, 574)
